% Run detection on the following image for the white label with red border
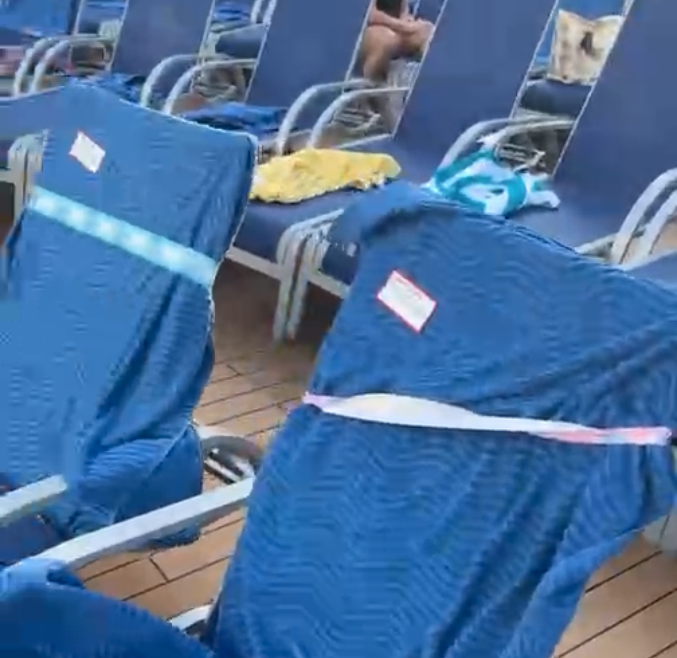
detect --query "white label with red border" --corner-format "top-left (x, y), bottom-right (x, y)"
top-left (69, 132), bottom-right (105, 173)
top-left (377, 270), bottom-right (436, 332)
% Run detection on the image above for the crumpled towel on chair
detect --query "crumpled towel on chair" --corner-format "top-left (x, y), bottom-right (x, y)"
top-left (250, 148), bottom-right (401, 203)
top-left (181, 101), bottom-right (287, 137)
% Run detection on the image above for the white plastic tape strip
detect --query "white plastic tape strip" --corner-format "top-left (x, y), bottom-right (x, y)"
top-left (303, 393), bottom-right (671, 446)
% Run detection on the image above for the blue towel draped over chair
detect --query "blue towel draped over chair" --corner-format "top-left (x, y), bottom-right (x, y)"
top-left (211, 185), bottom-right (676, 658)
top-left (0, 84), bottom-right (256, 562)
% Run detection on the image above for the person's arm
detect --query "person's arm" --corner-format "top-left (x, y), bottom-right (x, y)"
top-left (368, 5), bottom-right (406, 31)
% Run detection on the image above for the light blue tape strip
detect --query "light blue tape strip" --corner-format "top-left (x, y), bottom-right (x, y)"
top-left (28, 186), bottom-right (217, 288)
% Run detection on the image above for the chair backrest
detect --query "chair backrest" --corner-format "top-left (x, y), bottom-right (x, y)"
top-left (0, 0), bottom-right (78, 37)
top-left (245, 0), bottom-right (371, 117)
top-left (74, 0), bottom-right (126, 35)
top-left (536, 0), bottom-right (627, 64)
top-left (392, 0), bottom-right (557, 171)
top-left (554, 0), bottom-right (677, 220)
top-left (415, 0), bottom-right (444, 22)
top-left (211, 0), bottom-right (254, 25)
top-left (111, 0), bottom-right (215, 77)
top-left (0, 83), bottom-right (256, 535)
top-left (0, 87), bottom-right (64, 139)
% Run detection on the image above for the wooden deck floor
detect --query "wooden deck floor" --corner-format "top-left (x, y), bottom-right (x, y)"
top-left (79, 261), bottom-right (677, 658)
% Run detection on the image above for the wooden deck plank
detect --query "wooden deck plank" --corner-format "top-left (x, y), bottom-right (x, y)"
top-left (587, 539), bottom-right (658, 590)
top-left (564, 590), bottom-right (677, 658)
top-left (558, 553), bottom-right (677, 655)
top-left (86, 558), bottom-right (166, 600)
top-left (656, 642), bottom-right (677, 658)
top-left (78, 550), bottom-right (149, 581)
top-left (130, 560), bottom-right (229, 619)
top-left (151, 519), bottom-right (245, 581)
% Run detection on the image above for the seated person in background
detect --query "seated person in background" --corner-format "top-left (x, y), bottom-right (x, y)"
top-left (360, 0), bottom-right (433, 82)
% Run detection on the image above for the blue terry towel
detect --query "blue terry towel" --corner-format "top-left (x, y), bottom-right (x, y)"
top-left (0, 182), bottom-right (675, 658)
top-left (423, 139), bottom-right (560, 217)
top-left (0, 559), bottom-right (215, 657)
top-left (210, 184), bottom-right (676, 658)
top-left (0, 85), bottom-right (256, 559)
top-left (68, 74), bottom-right (150, 104)
top-left (213, 0), bottom-right (252, 24)
top-left (182, 101), bottom-right (286, 137)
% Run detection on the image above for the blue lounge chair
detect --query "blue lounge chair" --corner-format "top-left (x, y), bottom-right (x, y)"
top-left (160, 0), bottom-right (371, 138)
top-left (0, 0), bottom-right (79, 86)
top-left (0, 0), bottom-right (78, 42)
top-left (211, 0), bottom-right (442, 88)
top-left (159, 0), bottom-right (376, 342)
top-left (165, 0), bottom-right (275, 103)
top-left (0, 83), bottom-right (260, 567)
top-left (277, 0), bottom-right (557, 340)
top-left (6, 0), bottom-right (218, 220)
top-left (26, 0), bottom-right (215, 101)
top-left (611, 176), bottom-right (677, 287)
top-left (10, 0), bottom-right (117, 98)
top-left (294, 0), bottom-right (677, 332)
top-left (75, 0), bottom-right (126, 35)
top-left (0, 182), bottom-right (675, 658)
top-left (0, 0), bottom-right (79, 109)
top-left (621, 251), bottom-right (677, 294)
top-left (339, 0), bottom-right (446, 136)
top-left (483, 0), bottom-right (677, 265)
top-left (522, 0), bottom-right (628, 119)
top-left (0, 0), bottom-right (80, 215)
top-left (209, 0), bottom-right (275, 61)
top-left (75, 0), bottom-right (256, 41)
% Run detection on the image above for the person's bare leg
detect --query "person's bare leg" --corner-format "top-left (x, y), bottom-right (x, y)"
top-left (401, 19), bottom-right (433, 57)
top-left (359, 25), bottom-right (403, 130)
top-left (360, 25), bottom-right (402, 81)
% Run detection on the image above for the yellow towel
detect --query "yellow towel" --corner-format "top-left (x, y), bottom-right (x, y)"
top-left (250, 148), bottom-right (401, 203)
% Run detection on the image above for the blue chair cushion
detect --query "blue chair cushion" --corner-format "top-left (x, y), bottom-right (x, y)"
top-left (239, 188), bottom-right (359, 262)
top-left (317, 138), bottom-right (437, 284)
top-left (516, 181), bottom-right (623, 249)
top-left (632, 254), bottom-right (677, 290)
top-left (0, 474), bottom-right (63, 568)
top-left (69, 74), bottom-right (146, 104)
top-left (320, 243), bottom-right (358, 285)
top-left (238, 136), bottom-right (434, 265)
top-left (521, 79), bottom-right (590, 118)
top-left (215, 23), bottom-right (266, 59)
top-left (322, 146), bottom-right (621, 285)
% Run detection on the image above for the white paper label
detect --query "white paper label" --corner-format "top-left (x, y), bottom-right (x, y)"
top-left (377, 270), bottom-right (436, 332)
top-left (69, 132), bottom-right (105, 173)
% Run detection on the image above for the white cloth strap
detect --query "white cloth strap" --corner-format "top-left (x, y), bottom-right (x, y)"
top-left (303, 393), bottom-right (671, 446)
